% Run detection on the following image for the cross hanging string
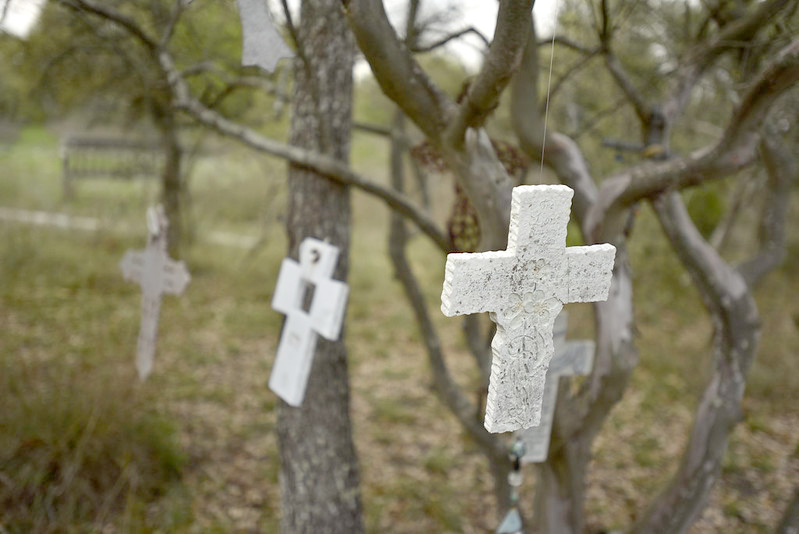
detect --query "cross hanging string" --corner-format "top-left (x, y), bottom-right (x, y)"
top-left (539, 0), bottom-right (563, 181)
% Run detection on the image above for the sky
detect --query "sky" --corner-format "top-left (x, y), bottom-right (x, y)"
top-left (0, 0), bottom-right (559, 67)
top-left (0, 0), bottom-right (46, 38)
top-left (405, 0), bottom-right (559, 70)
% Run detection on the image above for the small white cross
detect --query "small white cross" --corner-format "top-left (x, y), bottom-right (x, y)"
top-left (517, 312), bottom-right (594, 463)
top-left (270, 237), bottom-right (348, 407)
top-left (120, 206), bottom-right (190, 380)
top-left (441, 185), bottom-right (615, 433)
top-left (236, 0), bottom-right (294, 73)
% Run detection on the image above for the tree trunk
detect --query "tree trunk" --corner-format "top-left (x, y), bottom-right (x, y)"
top-left (276, 1), bottom-right (363, 532)
top-left (153, 101), bottom-right (183, 258)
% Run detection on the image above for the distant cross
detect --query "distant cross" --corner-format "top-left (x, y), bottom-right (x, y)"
top-left (120, 206), bottom-right (190, 380)
top-left (236, 0), bottom-right (294, 73)
top-left (270, 237), bottom-right (348, 406)
top-left (517, 312), bottom-right (594, 463)
top-left (441, 185), bottom-right (615, 433)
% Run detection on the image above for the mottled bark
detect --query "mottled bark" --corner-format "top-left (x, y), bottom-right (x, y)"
top-left (153, 103), bottom-right (183, 258)
top-left (276, 1), bottom-right (363, 532)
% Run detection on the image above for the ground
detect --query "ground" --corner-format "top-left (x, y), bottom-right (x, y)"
top-left (0, 126), bottom-right (797, 533)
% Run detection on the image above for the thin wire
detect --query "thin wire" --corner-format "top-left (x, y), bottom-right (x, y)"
top-left (539, 0), bottom-right (563, 179)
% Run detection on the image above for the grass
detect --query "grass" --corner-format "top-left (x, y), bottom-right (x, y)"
top-left (1, 124), bottom-right (798, 532)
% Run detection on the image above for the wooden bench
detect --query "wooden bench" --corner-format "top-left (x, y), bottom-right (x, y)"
top-left (61, 137), bottom-right (163, 197)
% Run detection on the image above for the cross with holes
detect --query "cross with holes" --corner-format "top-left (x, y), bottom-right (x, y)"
top-left (517, 312), bottom-right (594, 462)
top-left (120, 206), bottom-right (190, 380)
top-left (270, 237), bottom-right (349, 406)
top-left (441, 185), bottom-right (615, 433)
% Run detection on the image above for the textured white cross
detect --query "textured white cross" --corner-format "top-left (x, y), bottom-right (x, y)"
top-left (517, 312), bottom-right (594, 463)
top-left (120, 206), bottom-right (190, 380)
top-left (270, 238), bottom-right (348, 406)
top-left (441, 185), bottom-right (615, 433)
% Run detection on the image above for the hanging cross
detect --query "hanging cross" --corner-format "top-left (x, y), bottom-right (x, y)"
top-left (270, 237), bottom-right (348, 407)
top-left (120, 206), bottom-right (190, 380)
top-left (236, 0), bottom-right (294, 73)
top-left (517, 312), bottom-right (594, 463)
top-left (441, 185), bottom-right (615, 433)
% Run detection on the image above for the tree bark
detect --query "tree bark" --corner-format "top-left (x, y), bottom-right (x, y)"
top-left (152, 100), bottom-right (183, 258)
top-left (276, 1), bottom-right (363, 532)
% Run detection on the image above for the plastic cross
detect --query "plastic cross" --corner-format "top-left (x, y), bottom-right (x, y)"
top-left (120, 206), bottom-right (190, 380)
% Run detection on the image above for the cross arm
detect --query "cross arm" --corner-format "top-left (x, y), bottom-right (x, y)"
top-left (161, 259), bottom-right (191, 295)
top-left (441, 251), bottom-right (513, 316)
top-left (272, 258), bottom-right (302, 316)
top-left (120, 250), bottom-right (146, 283)
top-left (565, 244), bottom-right (616, 303)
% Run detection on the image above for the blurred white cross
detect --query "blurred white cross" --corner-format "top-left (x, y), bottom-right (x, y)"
top-left (441, 185), bottom-right (614, 433)
top-left (270, 237), bottom-right (348, 406)
top-left (517, 312), bottom-right (594, 463)
top-left (120, 206), bottom-right (190, 380)
top-left (236, 0), bottom-right (293, 73)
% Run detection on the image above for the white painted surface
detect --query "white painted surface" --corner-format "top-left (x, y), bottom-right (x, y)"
top-left (270, 238), bottom-right (348, 407)
top-left (441, 185), bottom-right (615, 433)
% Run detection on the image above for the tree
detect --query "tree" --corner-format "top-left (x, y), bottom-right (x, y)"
top-left (41, 0), bottom-right (798, 531)
top-left (24, 0), bottom-right (261, 255)
top-left (276, 0), bottom-right (364, 531)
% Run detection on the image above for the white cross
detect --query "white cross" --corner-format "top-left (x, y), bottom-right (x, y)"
top-left (441, 185), bottom-right (615, 433)
top-left (236, 0), bottom-right (294, 73)
top-left (270, 237), bottom-right (349, 407)
top-left (517, 312), bottom-right (594, 463)
top-left (120, 206), bottom-right (190, 380)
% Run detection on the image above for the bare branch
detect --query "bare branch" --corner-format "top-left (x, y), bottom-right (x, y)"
top-left (737, 129), bottom-right (795, 287)
top-left (386, 111), bottom-right (508, 499)
top-left (510, 17), bottom-right (598, 225)
top-left (1, 0), bottom-right (11, 26)
top-left (159, 52), bottom-right (450, 251)
top-left (410, 26), bottom-right (490, 53)
top-left (539, 35), bottom-right (596, 56)
top-left (634, 191), bottom-right (759, 533)
top-left (352, 121), bottom-right (392, 138)
top-left (588, 38), bottom-right (799, 241)
top-left (664, 0), bottom-right (794, 119)
top-left (344, 0), bottom-right (455, 140)
top-left (57, 0), bottom-right (159, 53)
top-left (445, 0), bottom-right (533, 145)
top-left (159, 0), bottom-right (185, 48)
top-left (547, 49), bottom-right (600, 105)
top-left (603, 49), bottom-right (651, 124)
